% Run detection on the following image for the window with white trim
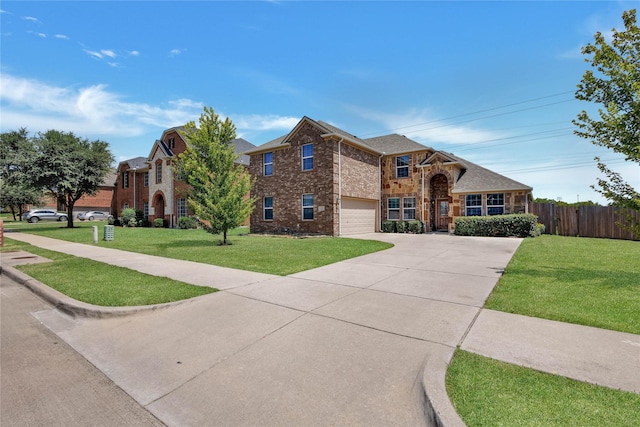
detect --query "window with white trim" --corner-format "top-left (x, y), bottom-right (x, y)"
top-left (465, 194), bottom-right (482, 216)
top-left (387, 197), bottom-right (400, 220)
top-left (403, 197), bottom-right (416, 220)
top-left (302, 144), bottom-right (314, 171)
top-left (302, 194), bottom-right (314, 220)
top-left (264, 152), bottom-right (273, 176)
top-left (264, 196), bottom-right (273, 220)
top-left (143, 172), bottom-right (149, 187)
top-left (122, 203), bottom-right (129, 210)
top-left (156, 161), bottom-right (162, 184)
top-left (143, 201), bottom-right (149, 218)
top-left (487, 193), bottom-right (505, 215)
top-left (396, 155), bottom-right (410, 178)
top-left (122, 171), bottom-right (129, 188)
top-left (177, 198), bottom-right (188, 218)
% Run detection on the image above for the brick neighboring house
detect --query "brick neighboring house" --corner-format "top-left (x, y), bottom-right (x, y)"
top-left (41, 169), bottom-right (117, 214)
top-left (248, 117), bottom-right (533, 236)
top-left (113, 127), bottom-right (255, 227)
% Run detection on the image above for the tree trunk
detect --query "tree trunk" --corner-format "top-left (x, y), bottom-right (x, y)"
top-left (223, 229), bottom-right (228, 245)
top-left (66, 200), bottom-right (75, 228)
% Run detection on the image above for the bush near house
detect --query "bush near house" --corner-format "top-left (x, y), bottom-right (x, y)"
top-left (381, 220), bottom-right (423, 234)
top-left (454, 214), bottom-right (539, 238)
top-left (178, 216), bottom-right (197, 229)
top-left (153, 218), bottom-right (165, 228)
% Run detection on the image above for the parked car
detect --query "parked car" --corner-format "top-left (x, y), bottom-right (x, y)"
top-left (77, 211), bottom-right (113, 221)
top-left (23, 209), bottom-right (68, 223)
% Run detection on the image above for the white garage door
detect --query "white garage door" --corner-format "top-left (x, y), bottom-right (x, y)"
top-left (341, 198), bottom-right (377, 235)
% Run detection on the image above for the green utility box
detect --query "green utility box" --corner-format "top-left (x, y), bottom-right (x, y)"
top-left (103, 225), bottom-right (115, 241)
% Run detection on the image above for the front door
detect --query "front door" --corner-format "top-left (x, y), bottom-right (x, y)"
top-left (437, 199), bottom-right (449, 231)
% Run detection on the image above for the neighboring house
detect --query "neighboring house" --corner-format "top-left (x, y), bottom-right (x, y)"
top-left (113, 127), bottom-right (255, 227)
top-left (247, 116), bottom-right (532, 236)
top-left (41, 169), bottom-right (117, 213)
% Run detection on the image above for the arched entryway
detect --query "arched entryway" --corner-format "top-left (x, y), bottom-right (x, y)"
top-left (153, 193), bottom-right (165, 224)
top-left (430, 174), bottom-right (449, 231)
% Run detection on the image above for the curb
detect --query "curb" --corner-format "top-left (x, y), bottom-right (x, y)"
top-left (421, 347), bottom-right (466, 427)
top-left (1, 265), bottom-right (191, 319)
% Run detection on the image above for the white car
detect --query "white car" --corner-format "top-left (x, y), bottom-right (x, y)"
top-left (23, 209), bottom-right (68, 223)
top-left (77, 211), bottom-right (113, 221)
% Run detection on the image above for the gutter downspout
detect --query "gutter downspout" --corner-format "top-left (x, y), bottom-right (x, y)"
top-left (133, 169), bottom-right (137, 210)
top-left (421, 166), bottom-right (425, 233)
top-left (379, 152), bottom-right (384, 232)
top-left (338, 138), bottom-right (343, 236)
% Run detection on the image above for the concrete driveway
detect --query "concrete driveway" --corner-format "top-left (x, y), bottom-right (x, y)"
top-left (30, 232), bottom-right (522, 426)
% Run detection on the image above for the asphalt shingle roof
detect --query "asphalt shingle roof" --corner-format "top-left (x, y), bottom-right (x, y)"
top-left (447, 153), bottom-right (532, 193)
top-left (363, 134), bottom-right (432, 155)
top-left (231, 138), bottom-right (256, 165)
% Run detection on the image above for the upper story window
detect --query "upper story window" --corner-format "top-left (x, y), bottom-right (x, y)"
top-left (122, 171), bottom-right (129, 188)
top-left (302, 144), bottom-right (314, 171)
top-left (144, 172), bottom-right (149, 187)
top-left (264, 152), bottom-right (273, 176)
top-left (302, 194), bottom-right (314, 220)
top-left (403, 197), bottom-right (416, 220)
top-left (156, 161), bottom-right (163, 184)
top-left (396, 155), bottom-right (409, 178)
top-left (264, 196), bottom-right (273, 220)
top-left (466, 194), bottom-right (482, 216)
top-left (168, 137), bottom-right (175, 149)
top-left (387, 197), bottom-right (400, 220)
top-left (487, 193), bottom-right (505, 215)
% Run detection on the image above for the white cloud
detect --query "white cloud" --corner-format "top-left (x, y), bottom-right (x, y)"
top-left (0, 73), bottom-right (204, 136)
top-left (84, 49), bottom-right (103, 59)
top-left (22, 16), bottom-right (40, 23)
top-left (35, 32), bottom-right (46, 38)
top-left (101, 49), bottom-right (116, 58)
top-left (169, 49), bottom-right (182, 57)
top-left (55, 34), bottom-right (70, 40)
top-left (349, 106), bottom-right (507, 146)
top-left (233, 114), bottom-right (300, 131)
top-left (128, 50), bottom-right (140, 57)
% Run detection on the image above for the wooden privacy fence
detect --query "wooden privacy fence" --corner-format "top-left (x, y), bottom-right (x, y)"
top-left (530, 203), bottom-right (640, 241)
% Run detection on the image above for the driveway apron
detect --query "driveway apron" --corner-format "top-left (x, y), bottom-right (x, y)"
top-left (17, 232), bottom-right (522, 426)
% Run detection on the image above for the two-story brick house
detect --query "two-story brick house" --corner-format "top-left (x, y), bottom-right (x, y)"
top-left (114, 127), bottom-right (255, 227)
top-left (248, 117), bottom-right (533, 235)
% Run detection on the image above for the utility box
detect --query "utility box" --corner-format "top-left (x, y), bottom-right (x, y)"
top-left (103, 225), bottom-right (115, 241)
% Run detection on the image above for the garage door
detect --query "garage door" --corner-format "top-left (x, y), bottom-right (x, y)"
top-left (341, 198), bottom-right (377, 235)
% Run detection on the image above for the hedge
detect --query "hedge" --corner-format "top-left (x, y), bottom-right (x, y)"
top-left (454, 214), bottom-right (539, 238)
top-left (381, 220), bottom-right (423, 234)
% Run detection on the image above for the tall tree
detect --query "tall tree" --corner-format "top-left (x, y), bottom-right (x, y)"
top-left (573, 9), bottom-right (640, 237)
top-left (25, 130), bottom-right (114, 228)
top-left (176, 107), bottom-right (255, 244)
top-left (0, 129), bottom-right (43, 220)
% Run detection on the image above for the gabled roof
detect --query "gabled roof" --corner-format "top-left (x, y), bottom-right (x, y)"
top-left (446, 153), bottom-right (532, 193)
top-left (160, 126), bottom-right (186, 141)
top-left (363, 134), bottom-right (432, 155)
top-left (116, 156), bottom-right (149, 173)
top-left (419, 151), bottom-right (460, 166)
top-left (232, 137), bottom-right (256, 165)
top-left (101, 169), bottom-right (118, 187)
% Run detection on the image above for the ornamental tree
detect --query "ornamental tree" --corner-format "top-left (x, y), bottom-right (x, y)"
top-left (25, 130), bottom-right (114, 228)
top-left (573, 9), bottom-right (640, 236)
top-left (176, 107), bottom-right (255, 244)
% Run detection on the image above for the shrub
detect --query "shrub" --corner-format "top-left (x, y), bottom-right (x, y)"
top-left (381, 220), bottom-right (396, 233)
top-left (178, 216), bottom-right (197, 229)
top-left (396, 220), bottom-right (407, 233)
top-left (407, 220), bottom-right (423, 234)
top-left (121, 208), bottom-right (137, 227)
top-left (454, 214), bottom-right (539, 238)
top-left (153, 218), bottom-right (165, 228)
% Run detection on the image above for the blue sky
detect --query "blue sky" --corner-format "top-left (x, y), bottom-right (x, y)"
top-left (1, 1), bottom-right (638, 204)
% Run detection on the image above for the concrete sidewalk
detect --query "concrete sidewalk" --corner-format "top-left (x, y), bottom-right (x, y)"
top-left (2, 231), bottom-right (639, 426)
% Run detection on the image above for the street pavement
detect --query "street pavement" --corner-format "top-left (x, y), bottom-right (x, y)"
top-left (2, 231), bottom-right (639, 426)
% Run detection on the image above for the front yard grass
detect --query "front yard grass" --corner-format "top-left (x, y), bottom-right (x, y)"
top-left (446, 350), bottom-right (640, 427)
top-left (2, 239), bottom-right (216, 306)
top-left (4, 222), bottom-right (393, 275)
top-left (485, 234), bottom-right (640, 335)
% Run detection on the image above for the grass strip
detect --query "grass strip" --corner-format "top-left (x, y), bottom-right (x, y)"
top-left (3, 238), bottom-right (216, 306)
top-left (446, 350), bottom-right (640, 427)
top-left (4, 222), bottom-right (393, 275)
top-left (485, 235), bottom-right (640, 334)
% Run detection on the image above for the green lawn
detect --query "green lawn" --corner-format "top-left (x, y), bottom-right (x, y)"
top-left (447, 350), bottom-right (640, 427)
top-left (4, 221), bottom-right (393, 275)
top-left (485, 235), bottom-right (640, 335)
top-left (2, 238), bottom-right (216, 306)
